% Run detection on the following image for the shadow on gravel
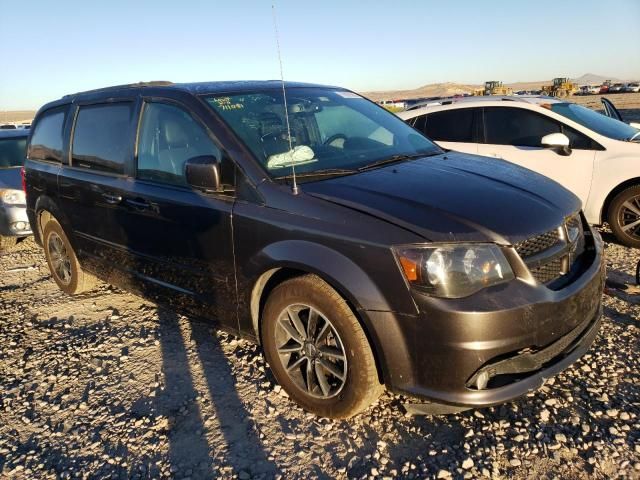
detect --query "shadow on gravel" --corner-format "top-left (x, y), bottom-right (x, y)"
top-left (155, 309), bottom-right (277, 478)
top-left (155, 309), bottom-right (215, 477)
top-left (0, 275), bottom-right (49, 292)
top-left (190, 317), bottom-right (278, 478)
top-left (603, 306), bottom-right (638, 327)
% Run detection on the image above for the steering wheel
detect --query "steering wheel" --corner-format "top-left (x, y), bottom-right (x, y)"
top-left (324, 133), bottom-right (347, 148)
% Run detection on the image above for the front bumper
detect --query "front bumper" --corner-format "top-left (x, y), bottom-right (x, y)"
top-left (365, 229), bottom-right (605, 409)
top-left (0, 204), bottom-right (32, 237)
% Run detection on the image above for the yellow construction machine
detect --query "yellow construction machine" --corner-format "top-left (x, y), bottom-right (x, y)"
top-left (473, 81), bottom-right (513, 96)
top-left (541, 77), bottom-right (578, 97)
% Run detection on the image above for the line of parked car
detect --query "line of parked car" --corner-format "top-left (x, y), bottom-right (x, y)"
top-left (2, 80), bottom-right (637, 419)
top-left (579, 82), bottom-right (640, 95)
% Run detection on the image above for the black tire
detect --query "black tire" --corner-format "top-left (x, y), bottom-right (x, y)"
top-left (0, 235), bottom-right (17, 251)
top-left (42, 218), bottom-right (98, 294)
top-left (262, 274), bottom-right (383, 419)
top-left (608, 185), bottom-right (640, 248)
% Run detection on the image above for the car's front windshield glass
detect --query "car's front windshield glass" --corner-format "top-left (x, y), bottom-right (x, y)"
top-left (550, 103), bottom-right (639, 141)
top-left (0, 137), bottom-right (27, 168)
top-left (205, 87), bottom-right (441, 180)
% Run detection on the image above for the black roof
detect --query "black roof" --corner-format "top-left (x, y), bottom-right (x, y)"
top-left (37, 80), bottom-right (342, 114)
top-left (61, 80), bottom-right (338, 100)
top-left (0, 129), bottom-right (29, 139)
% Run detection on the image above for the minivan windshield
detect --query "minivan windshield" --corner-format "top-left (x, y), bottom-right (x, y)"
top-left (0, 137), bottom-right (27, 168)
top-left (205, 88), bottom-right (441, 180)
top-left (550, 103), bottom-right (640, 142)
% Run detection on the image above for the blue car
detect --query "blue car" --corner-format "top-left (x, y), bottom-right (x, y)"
top-left (0, 129), bottom-right (31, 250)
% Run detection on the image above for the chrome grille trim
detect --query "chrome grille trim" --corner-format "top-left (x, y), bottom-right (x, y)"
top-left (515, 213), bottom-right (585, 286)
top-left (514, 229), bottom-right (561, 259)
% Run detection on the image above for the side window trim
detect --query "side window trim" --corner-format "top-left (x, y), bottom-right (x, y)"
top-left (69, 100), bottom-right (137, 177)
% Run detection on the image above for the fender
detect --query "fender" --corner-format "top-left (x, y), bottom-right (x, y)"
top-left (32, 195), bottom-right (75, 247)
top-left (246, 239), bottom-right (404, 341)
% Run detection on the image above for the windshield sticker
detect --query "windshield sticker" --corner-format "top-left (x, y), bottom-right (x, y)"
top-left (335, 91), bottom-right (361, 99)
top-left (212, 97), bottom-right (245, 111)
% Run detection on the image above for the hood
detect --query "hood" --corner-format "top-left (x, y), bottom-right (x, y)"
top-left (0, 167), bottom-right (23, 190)
top-left (303, 152), bottom-right (581, 244)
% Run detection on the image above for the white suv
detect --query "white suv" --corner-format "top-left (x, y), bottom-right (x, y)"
top-left (398, 96), bottom-right (640, 247)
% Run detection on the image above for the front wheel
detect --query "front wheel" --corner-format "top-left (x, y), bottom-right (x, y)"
top-left (262, 274), bottom-right (383, 418)
top-left (608, 185), bottom-right (640, 248)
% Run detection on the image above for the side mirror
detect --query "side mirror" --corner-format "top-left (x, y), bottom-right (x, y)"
top-left (541, 133), bottom-right (572, 156)
top-left (185, 155), bottom-right (221, 192)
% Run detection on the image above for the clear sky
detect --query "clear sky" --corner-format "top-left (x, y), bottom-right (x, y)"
top-left (2, 0), bottom-right (639, 110)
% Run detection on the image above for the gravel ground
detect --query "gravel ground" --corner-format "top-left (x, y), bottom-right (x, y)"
top-left (0, 234), bottom-right (638, 480)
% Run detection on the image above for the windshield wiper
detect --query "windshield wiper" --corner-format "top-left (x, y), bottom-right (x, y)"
top-left (357, 152), bottom-right (437, 172)
top-left (275, 167), bottom-right (357, 179)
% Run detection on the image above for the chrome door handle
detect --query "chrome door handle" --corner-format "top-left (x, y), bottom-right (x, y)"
top-left (125, 198), bottom-right (151, 210)
top-left (102, 193), bottom-right (122, 204)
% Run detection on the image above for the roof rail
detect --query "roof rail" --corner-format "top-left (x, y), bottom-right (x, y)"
top-left (62, 81), bottom-right (174, 99)
top-left (404, 95), bottom-right (542, 111)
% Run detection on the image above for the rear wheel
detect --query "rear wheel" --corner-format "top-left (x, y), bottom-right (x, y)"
top-left (608, 185), bottom-right (640, 248)
top-left (42, 218), bottom-right (98, 294)
top-left (262, 274), bottom-right (383, 418)
top-left (0, 235), bottom-right (17, 252)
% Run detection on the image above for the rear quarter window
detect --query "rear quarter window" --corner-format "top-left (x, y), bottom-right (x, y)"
top-left (28, 108), bottom-right (67, 162)
top-left (72, 103), bottom-right (134, 174)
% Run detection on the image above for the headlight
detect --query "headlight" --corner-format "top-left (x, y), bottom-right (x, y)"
top-left (0, 189), bottom-right (26, 205)
top-left (393, 244), bottom-right (514, 298)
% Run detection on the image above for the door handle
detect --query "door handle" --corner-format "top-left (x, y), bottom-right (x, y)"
top-left (125, 198), bottom-right (152, 210)
top-left (102, 193), bottom-right (122, 204)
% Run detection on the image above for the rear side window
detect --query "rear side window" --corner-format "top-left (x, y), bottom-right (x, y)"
top-left (72, 103), bottom-right (133, 174)
top-left (0, 137), bottom-right (27, 168)
top-left (28, 109), bottom-right (66, 162)
top-left (484, 107), bottom-right (560, 147)
top-left (424, 109), bottom-right (474, 142)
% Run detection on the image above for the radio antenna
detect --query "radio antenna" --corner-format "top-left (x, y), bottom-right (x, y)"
top-left (271, 3), bottom-right (298, 195)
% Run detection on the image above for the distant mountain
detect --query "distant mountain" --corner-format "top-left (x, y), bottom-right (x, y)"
top-left (572, 73), bottom-right (621, 85)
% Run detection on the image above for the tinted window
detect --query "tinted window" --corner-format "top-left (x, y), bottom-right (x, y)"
top-left (0, 137), bottom-right (27, 168)
top-left (424, 109), bottom-right (475, 142)
top-left (72, 103), bottom-right (133, 174)
top-left (484, 107), bottom-right (560, 147)
top-left (137, 102), bottom-right (222, 186)
top-left (562, 125), bottom-right (596, 150)
top-left (28, 109), bottom-right (66, 162)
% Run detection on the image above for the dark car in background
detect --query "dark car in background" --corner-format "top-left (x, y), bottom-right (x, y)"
top-left (0, 129), bottom-right (31, 250)
top-left (24, 81), bottom-right (604, 418)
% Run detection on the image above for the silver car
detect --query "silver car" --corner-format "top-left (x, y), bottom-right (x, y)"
top-left (0, 129), bottom-right (31, 250)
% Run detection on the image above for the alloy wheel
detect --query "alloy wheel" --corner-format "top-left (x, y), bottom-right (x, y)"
top-left (620, 195), bottom-right (640, 240)
top-left (48, 232), bottom-right (72, 285)
top-left (275, 304), bottom-right (347, 399)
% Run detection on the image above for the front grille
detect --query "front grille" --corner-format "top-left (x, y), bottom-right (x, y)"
top-left (515, 214), bottom-right (586, 287)
top-left (514, 229), bottom-right (561, 259)
top-left (529, 258), bottom-right (563, 284)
